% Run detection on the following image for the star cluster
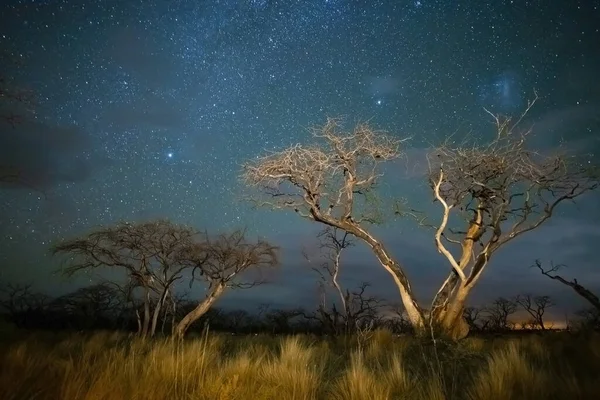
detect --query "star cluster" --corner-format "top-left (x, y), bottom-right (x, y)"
top-left (1, 0), bottom-right (599, 305)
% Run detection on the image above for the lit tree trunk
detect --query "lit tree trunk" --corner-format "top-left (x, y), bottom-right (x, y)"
top-left (330, 220), bottom-right (425, 332)
top-left (141, 288), bottom-right (151, 337)
top-left (150, 287), bottom-right (170, 337)
top-left (174, 283), bottom-right (226, 339)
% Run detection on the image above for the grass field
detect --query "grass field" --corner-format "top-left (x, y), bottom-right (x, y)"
top-left (0, 328), bottom-right (599, 400)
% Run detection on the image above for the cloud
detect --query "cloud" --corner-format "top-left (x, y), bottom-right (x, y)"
top-left (366, 76), bottom-right (402, 97)
top-left (0, 117), bottom-right (106, 189)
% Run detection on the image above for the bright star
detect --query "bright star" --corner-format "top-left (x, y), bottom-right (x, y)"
top-left (167, 152), bottom-right (173, 158)
top-left (376, 99), bottom-right (382, 105)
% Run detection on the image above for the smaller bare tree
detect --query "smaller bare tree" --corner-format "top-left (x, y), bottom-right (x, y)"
top-left (515, 293), bottom-right (555, 330)
top-left (463, 306), bottom-right (487, 332)
top-left (305, 282), bottom-right (384, 335)
top-left (173, 229), bottom-right (278, 338)
top-left (51, 220), bottom-right (200, 337)
top-left (0, 283), bottom-right (49, 328)
top-left (484, 297), bottom-right (518, 331)
top-left (572, 308), bottom-right (600, 330)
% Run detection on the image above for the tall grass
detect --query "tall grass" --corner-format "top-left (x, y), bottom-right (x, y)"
top-left (0, 329), bottom-right (599, 399)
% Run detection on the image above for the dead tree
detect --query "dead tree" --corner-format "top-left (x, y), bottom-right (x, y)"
top-left (303, 226), bottom-right (367, 334)
top-left (0, 283), bottom-right (49, 328)
top-left (305, 282), bottom-right (384, 335)
top-left (243, 118), bottom-right (425, 331)
top-left (534, 260), bottom-right (600, 311)
top-left (173, 229), bottom-right (278, 338)
top-left (572, 308), bottom-right (600, 330)
top-left (484, 297), bottom-right (518, 331)
top-left (463, 306), bottom-right (487, 331)
top-left (515, 293), bottom-right (554, 330)
top-left (51, 220), bottom-right (199, 337)
top-left (425, 93), bottom-right (599, 338)
top-left (243, 104), bottom-right (599, 339)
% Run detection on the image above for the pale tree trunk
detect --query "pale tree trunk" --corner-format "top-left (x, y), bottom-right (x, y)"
top-left (348, 228), bottom-right (424, 330)
top-left (312, 215), bottom-right (426, 332)
top-left (135, 308), bottom-right (142, 334)
top-left (150, 287), bottom-right (170, 337)
top-left (174, 283), bottom-right (226, 339)
top-left (141, 288), bottom-right (151, 337)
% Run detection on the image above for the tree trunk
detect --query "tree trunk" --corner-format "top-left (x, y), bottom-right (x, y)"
top-left (313, 215), bottom-right (425, 330)
top-left (174, 283), bottom-right (226, 339)
top-left (141, 289), bottom-right (151, 337)
top-left (150, 287), bottom-right (170, 337)
top-left (135, 309), bottom-right (142, 334)
top-left (427, 277), bottom-right (471, 340)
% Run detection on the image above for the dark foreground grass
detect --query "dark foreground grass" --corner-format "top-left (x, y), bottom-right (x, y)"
top-left (0, 328), bottom-right (599, 400)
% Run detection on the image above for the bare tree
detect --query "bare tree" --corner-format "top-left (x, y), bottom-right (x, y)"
top-left (243, 104), bottom-right (599, 339)
top-left (572, 308), bottom-right (600, 330)
top-left (243, 118), bottom-right (425, 330)
top-left (303, 226), bottom-right (381, 334)
top-left (304, 281), bottom-right (384, 335)
top-left (173, 229), bottom-right (278, 338)
top-left (515, 293), bottom-right (555, 330)
top-left (426, 93), bottom-right (599, 338)
top-left (51, 220), bottom-right (199, 337)
top-left (50, 283), bottom-right (121, 329)
top-left (463, 306), bottom-right (487, 331)
top-left (484, 297), bottom-right (518, 331)
top-left (0, 283), bottom-right (49, 327)
top-left (534, 260), bottom-right (600, 311)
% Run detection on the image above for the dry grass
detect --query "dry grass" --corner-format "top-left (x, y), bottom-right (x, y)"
top-left (0, 329), bottom-right (599, 400)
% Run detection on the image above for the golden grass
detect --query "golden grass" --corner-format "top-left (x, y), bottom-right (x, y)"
top-left (0, 330), bottom-right (599, 400)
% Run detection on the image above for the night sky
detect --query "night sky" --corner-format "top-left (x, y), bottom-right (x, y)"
top-left (1, 0), bottom-right (599, 321)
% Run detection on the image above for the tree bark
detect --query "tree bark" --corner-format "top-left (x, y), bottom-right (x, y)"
top-left (141, 289), bottom-right (151, 337)
top-left (150, 287), bottom-right (170, 337)
top-left (174, 283), bottom-right (226, 339)
top-left (310, 212), bottom-right (426, 331)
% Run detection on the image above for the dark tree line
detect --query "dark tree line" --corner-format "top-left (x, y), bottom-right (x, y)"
top-left (2, 279), bottom-right (598, 336)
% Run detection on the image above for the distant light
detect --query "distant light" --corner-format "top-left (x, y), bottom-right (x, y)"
top-left (376, 99), bottom-right (382, 105)
top-left (167, 152), bottom-right (173, 158)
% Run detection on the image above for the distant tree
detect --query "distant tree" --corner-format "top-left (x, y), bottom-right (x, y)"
top-left (0, 282), bottom-right (49, 328)
top-left (303, 227), bottom-right (353, 330)
top-left (484, 297), bottom-right (518, 331)
top-left (262, 307), bottom-right (306, 334)
top-left (173, 229), bottom-right (278, 338)
top-left (302, 227), bottom-right (382, 334)
top-left (51, 220), bottom-right (199, 337)
top-left (534, 260), bottom-right (600, 312)
top-left (304, 281), bottom-right (384, 335)
top-left (243, 96), bottom-right (600, 340)
top-left (50, 283), bottom-right (121, 329)
top-left (571, 308), bottom-right (600, 331)
top-left (515, 294), bottom-right (555, 330)
top-left (463, 306), bottom-right (487, 332)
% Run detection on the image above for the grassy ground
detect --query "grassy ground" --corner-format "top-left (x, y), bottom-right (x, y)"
top-left (0, 328), bottom-right (599, 400)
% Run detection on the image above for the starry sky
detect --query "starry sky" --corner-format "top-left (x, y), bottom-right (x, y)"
top-left (1, 0), bottom-right (600, 320)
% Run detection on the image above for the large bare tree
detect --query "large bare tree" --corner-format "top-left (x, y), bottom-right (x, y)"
top-left (243, 99), bottom-right (599, 339)
top-left (51, 220), bottom-right (198, 337)
top-left (173, 229), bottom-right (278, 338)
